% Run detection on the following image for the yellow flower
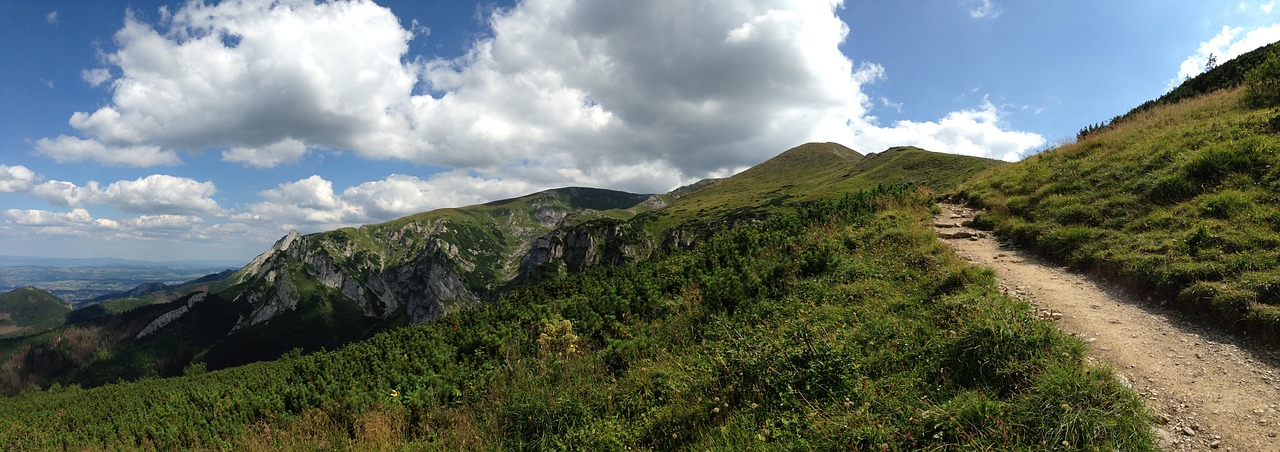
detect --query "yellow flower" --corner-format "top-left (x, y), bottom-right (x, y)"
top-left (390, 389), bottom-right (401, 398)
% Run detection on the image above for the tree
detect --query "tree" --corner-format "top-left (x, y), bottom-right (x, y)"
top-left (1206, 53), bottom-right (1218, 71)
top-left (1244, 50), bottom-right (1280, 108)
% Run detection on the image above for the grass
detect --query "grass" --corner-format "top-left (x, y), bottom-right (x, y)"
top-left (643, 142), bottom-right (1003, 233)
top-left (958, 84), bottom-right (1280, 337)
top-left (0, 185), bottom-right (1153, 449)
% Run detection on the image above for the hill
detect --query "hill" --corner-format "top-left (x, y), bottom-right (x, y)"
top-left (0, 183), bottom-right (1149, 449)
top-left (644, 142), bottom-right (1001, 231)
top-left (958, 42), bottom-right (1280, 336)
top-left (0, 287), bottom-right (70, 338)
top-left (0, 140), bottom-right (1157, 449)
top-left (0, 186), bottom-right (684, 391)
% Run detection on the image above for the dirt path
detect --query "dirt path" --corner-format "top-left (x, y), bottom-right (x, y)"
top-left (934, 204), bottom-right (1280, 451)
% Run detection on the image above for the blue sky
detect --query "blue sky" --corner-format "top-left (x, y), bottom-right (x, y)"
top-left (1, 0), bottom-right (1278, 263)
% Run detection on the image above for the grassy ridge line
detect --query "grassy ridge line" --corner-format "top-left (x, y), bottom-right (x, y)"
top-left (0, 186), bottom-right (1151, 450)
top-left (958, 86), bottom-right (1280, 337)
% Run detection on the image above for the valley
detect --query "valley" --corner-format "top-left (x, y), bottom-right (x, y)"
top-left (0, 262), bottom-right (239, 304)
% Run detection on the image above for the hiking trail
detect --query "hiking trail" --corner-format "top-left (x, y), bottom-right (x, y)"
top-left (935, 203), bottom-right (1280, 451)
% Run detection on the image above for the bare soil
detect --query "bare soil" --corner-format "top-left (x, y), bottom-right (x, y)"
top-left (935, 204), bottom-right (1280, 451)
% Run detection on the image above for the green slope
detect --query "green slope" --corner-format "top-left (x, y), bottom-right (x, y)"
top-left (0, 287), bottom-right (70, 338)
top-left (647, 142), bottom-right (1002, 231)
top-left (0, 185), bottom-right (1151, 450)
top-left (958, 44), bottom-right (1280, 336)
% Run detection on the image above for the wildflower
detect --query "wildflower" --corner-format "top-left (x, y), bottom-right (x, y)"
top-left (390, 389), bottom-right (401, 398)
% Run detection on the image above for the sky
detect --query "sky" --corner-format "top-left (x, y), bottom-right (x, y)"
top-left (1, 0), bottom-right (1278, 263)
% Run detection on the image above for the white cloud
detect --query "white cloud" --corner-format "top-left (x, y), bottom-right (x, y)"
top-left (222, 138), bottom-right (308, 168)
top-left (82, 68), bottom-right (112, 87)
top-left (964, 0), bottom-right (1002, 19)
top-left (130, 214), bottom-right (203, 230)
top-left (852, 98), bottom-right (1046, 162)
top-left (0, 165), bottom-right (38, 192)
top-left (4, 208), bottom-right (93, 226)
top-left (102, 175), bottom-right (222, 215)
top-left (243, 171), bottom-right (553, 229)
top-left (47, 0), bottom-right (417, 167)
top-left (1174, 24), bottom-right (1280, 84)
top-left (249, 176), bottom-right (362, 226)
top-left (39, 0), bottom-right (1046, 202)
top-left (340, 174), bottom-right (477, 220)
top-left (30, 180), bottom-right (101, 208)
top-left (46, 11), bottom-right (58, 25)
top-left (35, 135), bottom-right (179, 167)
top-left (30, 175), bottom-right (222, 215)
top-left (1264, 2), bottom-right (1276, 14)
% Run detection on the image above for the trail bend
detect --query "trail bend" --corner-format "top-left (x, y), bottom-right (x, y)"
top-left (935, 203), bottom-right (1280, 451)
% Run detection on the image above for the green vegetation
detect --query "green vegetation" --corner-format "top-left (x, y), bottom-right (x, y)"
top-left (0, 185), bottom-right (1151, 449)
top-left (1244, 47), bottom-right (1280, 108)
top-left (645, 142), bottom-right (1002, 232)
top-left (0, 287), bottom-right (70, 338)
top-left (959, 78), bottom-right (1280, 336)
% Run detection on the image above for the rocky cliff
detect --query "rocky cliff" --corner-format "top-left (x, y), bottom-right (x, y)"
top-left (224, 187), bottom-right (669, 328)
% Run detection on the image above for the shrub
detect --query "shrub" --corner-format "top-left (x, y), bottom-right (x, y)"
top-left (1244, 50), bottom-right (1280, 108)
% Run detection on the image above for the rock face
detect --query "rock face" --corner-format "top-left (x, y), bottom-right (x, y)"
top-left (222, 186), bottom-right (691, 331)
top-left (136, 292), bottom-right (207, 339)
top-left (517, 220), bottom-right (650, 282)
top-left (233, 227), bottom-right (481, 327)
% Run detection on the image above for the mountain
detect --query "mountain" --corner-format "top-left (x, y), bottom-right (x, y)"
top-left (958, 41), bottom-right (1280, 336)
top-left (0, 143), bottom-right (1003, 393)
top-left (0, 150), bottom-right (1148, 449)
top-left (226, 186), bottom-right (661, 328)
top-left (0, 287), bottom-right (70, 338)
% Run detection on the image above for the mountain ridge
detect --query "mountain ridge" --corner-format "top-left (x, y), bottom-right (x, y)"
top-left (0, 143), bottom-right (1002, 392)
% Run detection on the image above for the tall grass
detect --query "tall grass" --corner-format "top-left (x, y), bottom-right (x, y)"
top-left (959, 86), bottom-right (1280, 337)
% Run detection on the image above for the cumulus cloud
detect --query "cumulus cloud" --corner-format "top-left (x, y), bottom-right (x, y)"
top-left (222, 138), bottom-right (309, 168)
top-left (4, 208), bottom-right (93, 226)
top-left (853, 99), bottom-right (1046, 162)
top-left (35, 135), bottom-right (179, 167)
top-left (130, 214), bottom-right (203, 230)
top-left (240, 171), bottom-right (571, 230)
top-left (1174, 24), bottom-right (1280, 84)
top-left (247, 176), bottom-right (363, 226)
top-left (2, 208), bottom-right (209, 244)
top-left (46, 0), bottom-right (1043, 187)
top-left (29, 174), bottom-right (222, 215)
top-left (103, 175), bottom-right (222, 215)
top-left (82, 68), bottom-right (112, 87)
top-left (44, 0), bottom-right (414, 167)
top-left (0, 165), bottom-right (38, 192)
top-left (46, 11), bottom-right (58, 25)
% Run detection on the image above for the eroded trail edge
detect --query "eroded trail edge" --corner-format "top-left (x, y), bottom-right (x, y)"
top-left (934, 204), bottom-right (1280, 451)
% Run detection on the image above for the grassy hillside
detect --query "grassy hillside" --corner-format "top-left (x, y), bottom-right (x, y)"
top-left (646, 142), bottom-right (1002, 232)
top-left (958, 58), bottom-right (1280, 336)
top-left (0, 287), bottom-right (70, 338)
top-left (0, 185), bottom-right (1151, 450)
